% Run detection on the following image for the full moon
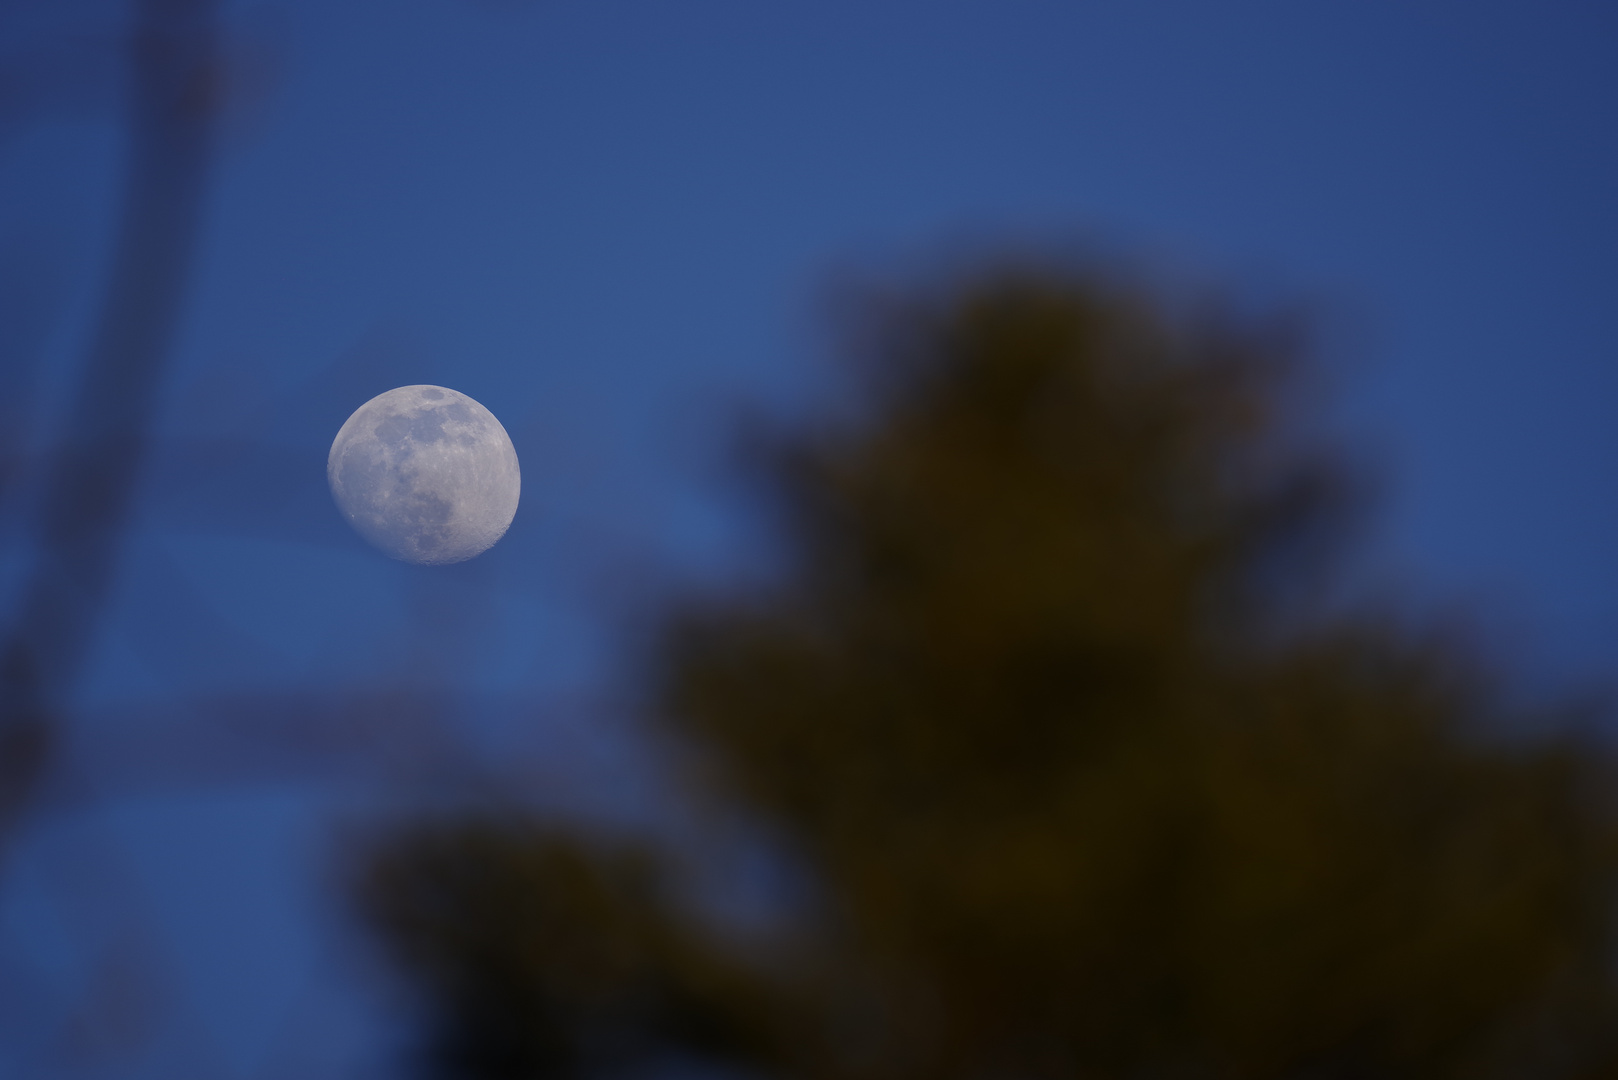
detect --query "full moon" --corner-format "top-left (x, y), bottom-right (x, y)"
top-left (328, 385), bottom-right (520, 565)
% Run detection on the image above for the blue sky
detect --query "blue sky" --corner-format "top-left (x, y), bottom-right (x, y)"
top-left (2, 1), bottom-right (1617, 1076)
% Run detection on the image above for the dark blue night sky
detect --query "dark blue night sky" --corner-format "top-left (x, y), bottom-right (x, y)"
top-left (2, 1), bottom-right (1617, 1075)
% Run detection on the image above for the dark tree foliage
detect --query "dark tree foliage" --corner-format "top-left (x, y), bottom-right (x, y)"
top-left (363, 822), bottom-right (785, 1080)
top-left (361, 269), bottom-right (1618, 1080)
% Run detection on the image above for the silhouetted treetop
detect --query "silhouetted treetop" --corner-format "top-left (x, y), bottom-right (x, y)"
top-left (365, 266), bottom-right (1618, 1080)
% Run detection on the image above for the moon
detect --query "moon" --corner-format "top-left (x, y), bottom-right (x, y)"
top-left (328, 385), bottom-right (520, 565)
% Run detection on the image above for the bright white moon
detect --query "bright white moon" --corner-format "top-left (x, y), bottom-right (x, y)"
top-left (328, 385), bottom-right (520, 565)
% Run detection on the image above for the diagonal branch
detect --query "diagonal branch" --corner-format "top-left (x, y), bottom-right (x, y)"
top-left (0, 0), bottom-right (219, 856)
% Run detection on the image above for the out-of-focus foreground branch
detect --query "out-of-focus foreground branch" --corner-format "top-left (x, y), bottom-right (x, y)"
top-left (0, 0), bottom-right (218, 857)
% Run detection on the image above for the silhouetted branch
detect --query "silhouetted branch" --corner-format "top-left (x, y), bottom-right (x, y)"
top-left (0, 0), bottom-right (218, 856)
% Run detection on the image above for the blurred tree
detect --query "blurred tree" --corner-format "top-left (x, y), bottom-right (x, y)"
top-left (361, 267), bottom-right (1618, 1080)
